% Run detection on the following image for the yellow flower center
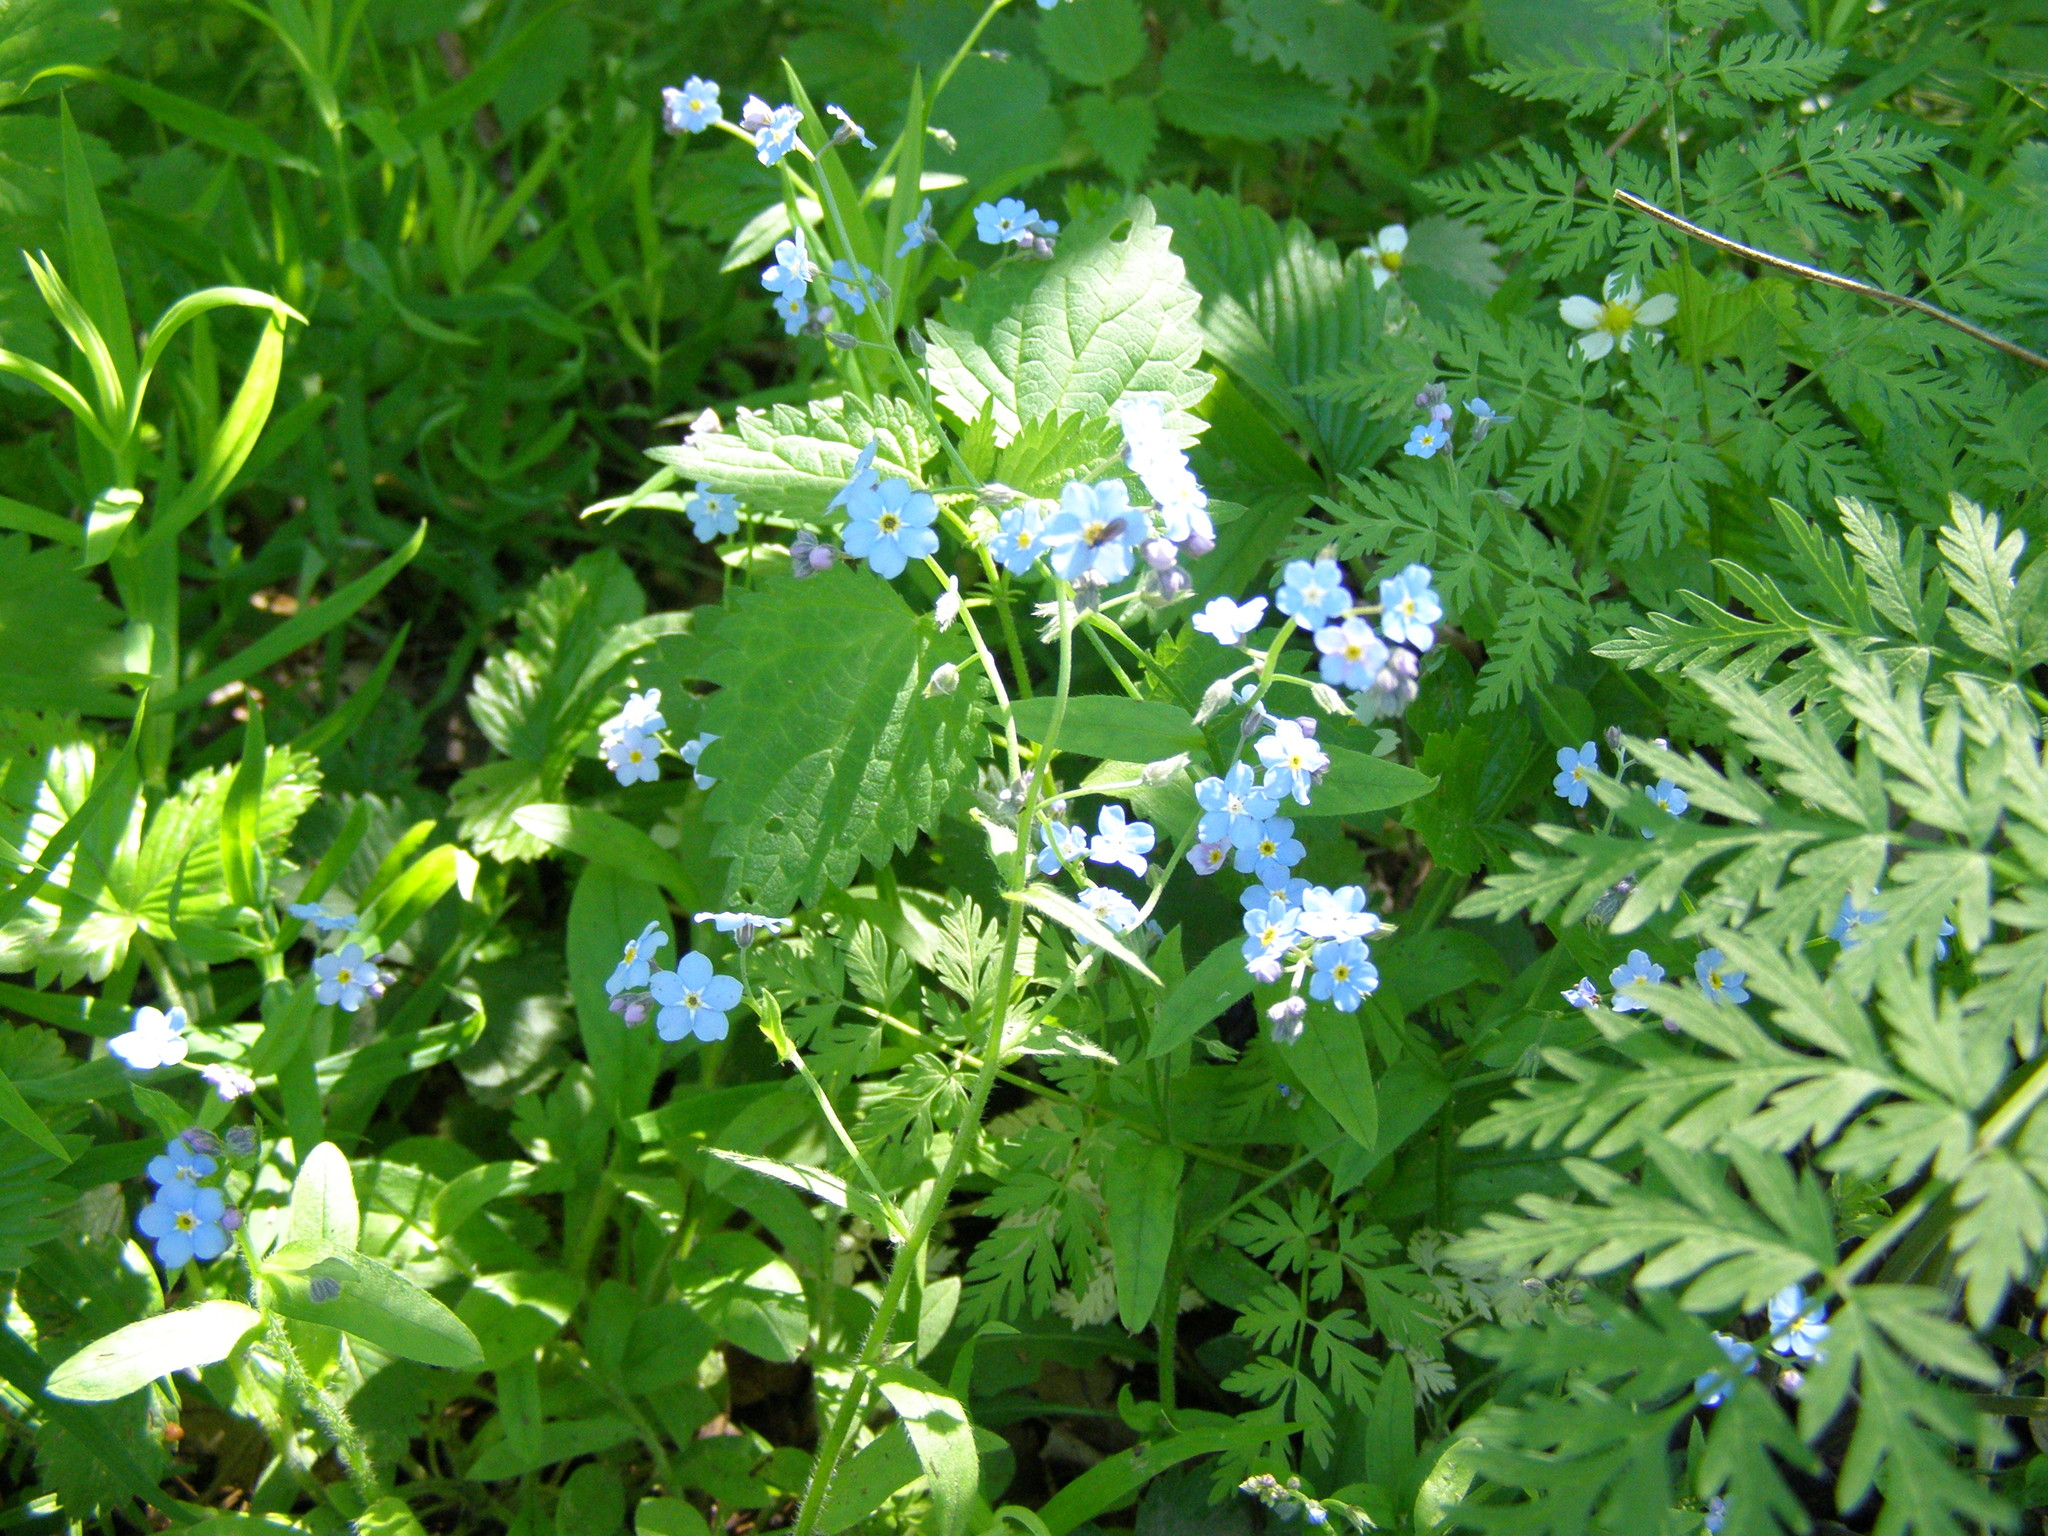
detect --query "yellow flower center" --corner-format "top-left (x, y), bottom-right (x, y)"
top-left (1379, 249), bottom-right (1402, 271)
top-left (683, 991), bottom-right (703, 1009)
top-left (1597, 299), bottom-right (1639, 335)
top-left (879, 513), bottom-right (901, 534)
top-left (1259, 840), bottom-right (1277, 858)
top-left (336, 967), bottom-right (355, 984)
top-left (176, 1212), bottom-right (199, 1231)
top-left (1343, 641), bottom-right (1364, 660)
top-left (1332, 963), bottom-right (1351, 983)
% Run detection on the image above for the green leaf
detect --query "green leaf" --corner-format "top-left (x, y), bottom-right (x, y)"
top-left (1157, 26), bottom-right (1349, 143)
top-left (219, 709), bottom-right (267, 909)
top-left (1073, 93), bottom-right (1157, 183)
top-left (636, 1497), bottom-right (711, 1536)
top-left (706, 1148), bottom-right (903, 1238)
top-left (1300, 746), bottom-right (1434, 819)
top-left (1009, 884), bottom-right (1160, 982)
top-left (1007, 694), bottom-right (1201, 762)
top-left (874, 1366), bottom-right (979, 1536)
top-left (1034, 1421), bottom-right (1297, 1534)
top-left (1148, 938), bottom-right (1253, 1057)
top-left (646, 395), bottom-right (938, 521)
top-left (1102, 1138), bottom-right (1183, 1332)
top-left (0, 531), bottom-right (125, 713)
top-left (288, 1141), bottom-right (360, 1249)
top-left (45, 1301), bottom-right (262, 1401)
top-left (1037, 0), bottom-right (1146, 86)
top-left (818, 1421), bottom-right (923, 1534)
top-left (926, 197), bottom-right (1211, 443)
top-left (697, 567), bottom-right (984, 911)
top-left (513, 805), bottom-right (704, 908)
top-left (264, 1239), bottom-right (484, 1369)
top-left (354, 1498), bottom-right (428, 1536)
top-left (1289, 1013), bottom-right (1376, 1149)
top-left (674, 1232), bottom-right (809, 1363)
top-left (1220, 0), bottom-right (1391, 94)
top-left (58, 95), bottom-right (133, 388)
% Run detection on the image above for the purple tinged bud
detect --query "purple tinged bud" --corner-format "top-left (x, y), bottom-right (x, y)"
top-left (1141, 537), bottom-right (1179, 573)
top-left (1180, 527), bottom-right (1216, 559)
top-left (1268, 995), bottom-right (1307, 1044)
top-left (609, 994), bottom-right (631, 1015)
top-left (180, 1128), bottom-right (222, 1157)
top-left (225, 1126), bottom-right (258, 1157)
top-left (1414, 381), bottom-right (1447, 410)
top-left (621, 999), bottom-right (649, 1025)
top-left (1605, 724), bottom-right (1626, 753)
top-left (220, 1206), bottom-right (244, 1232)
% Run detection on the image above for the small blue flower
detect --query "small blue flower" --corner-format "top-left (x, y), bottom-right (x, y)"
top-left (1257, 719), bottom-right (1330, 807)
top-left (1766, 1285), bottom-right (1829, 1360)
top-left (1088, 804), bottom-right (1155, 878)
top-left (685, 486), bottom-right (740, 541)
top-left (1647, 778), bottom-right (1688, 819)
top-left (314, 944), bottom-right (384, 1012)
top-left (1936, 915), bottom-right (1956, 960)
top-left (826, 104), bottom-right (874, 149)
top-left (1191, 596), bottom-right (1267, 646)
top-left (694, 911), bottom-right (791, 947)
top-left (661, 78), bottom-right (722, 134)
top-left (286, 903), bottom-right (357, 932)
top-left (830, 439), bottom-right (881, 511)
top-left (1041, 480), bottom-right (1147, 584)
top-left (761, 233), bottom-right (813, 299)
top-left (828, 259), bottom-right (876, 315)
top-left (772, 290), bottom-right (809, 335)
top-left (1242, 893), bottom-right (1300, 980)
top-left (1234, 817), bottom-right (1304, 887)
top-left (752, 103), bottom-right (804, 166)
top-left (1552, 741), bottom-right (1598, 807)
top-left (1275, 558), bottom-right (1351, 629)
top-left (842, 478), bottom-right (940, 580)
top-left (607, 922), bottom-right (669, 996)
top-left (1295, 884), bottom-right (1380, 942)
top-left (1562, 977), bottom-right (1600, 1009)
top-left (1704, 1496), bottom-right (1727, 1535)
top-left (1694, 1332), bottom-right (1757, 1407)
top-left (1609, 949), bottom-right (1664, 1012)
top-left (650, 952), bottom-right (743, 1043)
top-left (1403, 421), bottom-right (1450, 458)
top-left (1465, 397), bottom-right (1512, 443)
top-left (1378, 564), bottom-right (1442, 651)
top-left (137, 1183), bottom-right (229, 1268)
top-left (975, 198), bottom-right (1043, 245)
top-left (1309, 938), bottom-right (1377, 1012)
top-left (1079, 885), bottom-right (1142, 935)
top-left (602, 729), bottom-right (661, 785)
top-left (108, 1005), bottom-right (188, 1071)
top-left (1695, 948), bottom-right (1748, 1005)
top-left (993, 504), bottom-right (1046, 575)
top-left (680, 731), bottom-right (719, 790)
top-left (898, 198), bottom-right (938, 257)
top-left (1190, 841), bottom-right (1229, 876)
top-left (1831, 890), bottom-right (1884, 945)
top-left (1036, 820), bottom-right (1087, 876)
top-left (147, 1136), bottom-right (216, 1189)
top-left (1313, 616), bottom-right (1389, 691)
top-left (1195, 763), bottom-right (1279, 846)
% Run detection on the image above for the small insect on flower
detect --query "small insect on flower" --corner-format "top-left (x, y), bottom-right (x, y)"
top-left (650, 953), bottom-right (744, 1043)
top-left (315, 944), bottom-right (385, 1012)
top-left (602, 728), bottom-right (662, 786)
top-left (608, 921), bottom-right (669, 996)
top-left (1562, 977), bottom-right (1600, 1010)
top-left (1041, 480), bottom-right (1148, 585)
top-left (1403, 420), bottom-right (1450, 459)
top-left (662, 77), bottom-right (722, 134)
top-left (1257, 719), bottom-right (1330, 807)
top-left (286, 903), bottom-right (358, 932)
top-left (1766, 1285), bottom-right (1830, 1360)
top-left (109, 1005), bottom-right (189, 1071)
top-left (898, 197), bottom-right (939, 257)
top-left (1309, 938), bottom-right (1377, 1012)
top-left (1378, 565), bottom-right (1442, 651)
top-left (1608, 949), bottom-right (1665, 1013)
top-left (136, 1183), bottom-right (230, 1267)
top-left (148, 1136), bottom-right (216, 1188)
top-left (1079, 885), bottom-right (1142, 935)
top-left (1551, 741), bottom-right (1599, 808)
top-left (1360, 224), bottom-right (1407, 289)
top-left (1558, 272), bottom-right (1678, 361)
top-left (1088, 804), bottom-right (1156, 879)
top-left (1314, 617), bottom-right (1390, 691)
top-left (1191, 595), bottom-right (1267, 646)
top-left (841, 478), bottom-right (940, 579)
top-left (1695, 948), bottom-right (1749, 1005)
top-left (1275, 558), bottom-right (1351, 630)
top-left (680, 731), bottom-right (720, 790)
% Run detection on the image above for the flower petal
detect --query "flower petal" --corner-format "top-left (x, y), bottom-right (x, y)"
top-left (1557, 295), bottom-right (1601, 330)
top-left (1634, 292), bottom-right (1678, 326)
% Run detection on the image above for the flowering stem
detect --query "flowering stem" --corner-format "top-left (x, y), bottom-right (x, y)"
top-left (240, 1234), bottom-right (382, 1506)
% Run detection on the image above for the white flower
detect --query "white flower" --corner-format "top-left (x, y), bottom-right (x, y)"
top-left (1557, 273), bottom-right (1678, 361)
top-left (109, 1005), bottom-right (188, 1071)
top-left (1361, 224), bottom-right (1407, 289)
top-left (199, 1063), bottom-right (257, 1101)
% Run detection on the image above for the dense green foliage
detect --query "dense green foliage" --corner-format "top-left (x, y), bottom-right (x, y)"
top-left (1, 1), bottom-right (2047, 1534)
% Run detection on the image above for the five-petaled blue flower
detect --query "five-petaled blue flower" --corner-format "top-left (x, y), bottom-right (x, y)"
top-left (1088, 805), bottom-right (1155, 878)
top-left (1404, 421), bottom-right (1450, 459)
top-left (1314, 617), bottom-right (1389, 690)
top-left (1242, 893), bottom-right (1299, 980)
top-left (1309, 939), bottom-right (1377, 1012)
top-left (1037, 819), bottom-right (1088, 876)
top-left (1695, 948), bottom-right (1748, 1005)
top-left (314, 944), bottom-right (382, 1012)
top-left (1257, 719), bottom-right (1330, 806)
top-left (830, 439), bottom-right (881, 511)
top-left (1235, 817), bottom-right (1304, 887)
top-left (1647, 778), bottom-right (1688, 819)
top-left (1562, 977), bottom-right (1600, 1009)
top-left (752, 103), bottom-right (804, 165)
top-left (662, 78), bottom-right (721, 134)
top-left (1378, 565), bottom-right (1442, 650)
top-left (148, 1136), bottom-right (216, 1189)
top-left (1192, 596), bottom-right (1267, 646)
top-left (1041, 480), bottom-right (1147, 584)
top-left (1704, 1497), bottom-right (1727, 1535)
top-left (607, 922), bottom-right (668, 996)
top-left (137, 1183), bottom-right (229, 1268)
top-left (842, 477), bottom-right (940, 579)
top-left (1190, 840), bottom-right (1229, 876)
top-left (772, 290), bottom-right (808, 334)
top-left (898, 198), bottom-right (938, 257)
top-left (1275, 558), bottom-right (1351, 629)
top-left (1552, 741), bottom-right (1598, 807)
top-left (761, 233), bottom-right (813, 299)
top-left (1080, 885), bottom-right (1142, 935)
top-left (1831, 889), bottom-right (1884, 945)
top-left (828, 259), bottom-right (875, 315)
top-left (685, 486), bottom-right (740, 541)
top-left (108, 1004), bottom-right (188, 1071)
top-left (287, 903), bottom-right (357, 932)
top-left (1296, 884), bottom-right (1379, 942)
top-left (604, 728), bottom-right (661, 785)
top-left (1195, 763), bottom-right (1279, 847)
top-left (974, 198), bottom-right (1051, 245)
top-left (1767, 1285), bottom-right (1829, 1360)
top-left (993, 504), bottom-right (1046, 575)
top-left (695, 911), bottom-right (791, 947)
top-left (1694, 1332), bottom-right (1757, 1407)
top-left (680, 731), bottom-right (718, 789)
top-left (1609, 948), bottom-right (1664, 1012)
top-left (650, 952), bottom-right (743, 1043)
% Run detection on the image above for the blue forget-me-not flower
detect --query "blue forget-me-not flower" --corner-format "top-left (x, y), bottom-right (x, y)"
top-left (1552, 741), bottom-right (1598, 807)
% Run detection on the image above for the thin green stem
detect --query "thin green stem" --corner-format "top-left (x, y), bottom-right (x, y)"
top-left (241, 1233), bottom-right (382, 1505)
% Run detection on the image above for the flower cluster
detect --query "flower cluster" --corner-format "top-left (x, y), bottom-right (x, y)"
top-left (604, 921), bottom-right (748, 1042)
top-left (600, 688), bottom-right (670, 787)
top-left (739, 95), bottom-right (804, 166)
top-left (974, 197), bottom-right (1058, 258)
top-left (135, 1130), bottom-right (246, 1269)
top-left (1402, 382), bottom-right (1511, 461)
top-left (1549, 736), bottom-right (1688, 838)
top-left (1695, 1284), bottom-right (1830, 1406)
top-left (1562, 945), bottom-right (1748, 1015)
top-left (1035, 803), bottom-right (1155, 936)
top-left (661, 77), bottom-right (721, 134)
top-left (1238, 1472), bottom-right (1371, 1531)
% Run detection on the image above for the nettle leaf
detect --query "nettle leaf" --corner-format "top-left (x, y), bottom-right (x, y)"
top-left (0, 533), bottom-right (126, 715)
top-left (697, 568), bottom-right (984, 911)
top-left (926, 197), bottom-right (1211, 444)
top-left (1156, 25), bottom-right (1350, 143)
top-left (647, 395), bottom-right (940, 521)
top-left (1220, 0), bottom-right (1391, 94)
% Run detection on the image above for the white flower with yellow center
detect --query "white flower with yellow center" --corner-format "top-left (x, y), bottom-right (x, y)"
top-left (1558, 273), bottom-right (1678, 361)
top-left (1361, 224), bottom-right (1407, 289)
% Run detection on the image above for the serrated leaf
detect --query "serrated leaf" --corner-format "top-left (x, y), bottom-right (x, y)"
top-left (1037, 0), bottom-right (1146, 86)
top-left (926, 197), bottom-right (1211, 444)
top-left (697, 568), bottom-right (984, 910)
top-left (1157, 26), bottom-right (1349, 143)
top-left (647, 395), bottom-right (938, 520)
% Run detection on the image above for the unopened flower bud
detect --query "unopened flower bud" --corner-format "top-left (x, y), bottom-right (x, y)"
top-left (1268, 995), bottom-right (1307, 1044)
top-left (1194, 675), bottom-right (1236, 725)
top-left (924, 662), bottom-right (961, 697)
top-left (621, 998), bottom-right (648, 1025)
top-left (927, 126), bottom-right (957, 154)
top-left (1605, 724), bottom-right (1625, 753)
top-left (825, 331), bottom-right (861, 350)
top-left (1141, 753), bottom-right (1189, 784)
top-left (1180, 527), bottom-right (1216, 559)
top-left (220, 1206), bottom-right (244, 1232)
top-left (1141, 537), bottom-right (1179, 573)
top-left (608, 994), bottom-right (632, 1015)
top-left (1310, 683), bottom-right (1347, 716)
top-left (1414, 381), bottom-right (1447, 410)
top-left (906, 329), bottom-right (928, 359)
top-left (180, 1128), bottom-right (222, 1157)
top-left (1019, 233), bottom-right (1057, 260)
top-left (225, 1126), bottom-right (258, 1157)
